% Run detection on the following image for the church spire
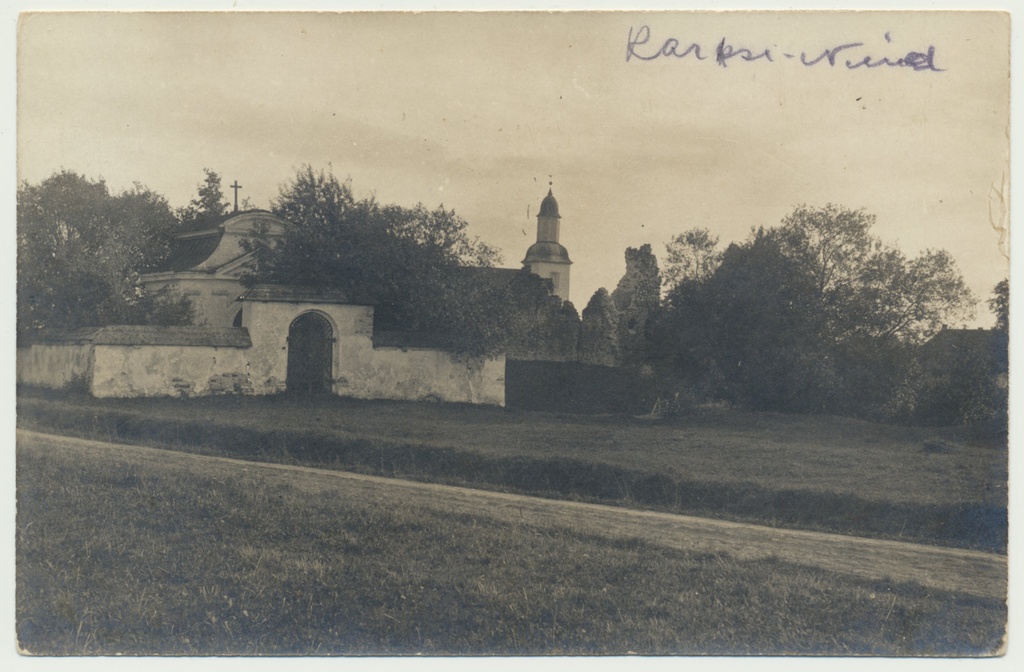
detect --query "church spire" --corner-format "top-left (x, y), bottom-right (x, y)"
top-left (522, 184), bottom-right (572, 301)
top-left (538, 187), bottom-right (560, 221)
top-left (536, 186), bottom-right (561, 242)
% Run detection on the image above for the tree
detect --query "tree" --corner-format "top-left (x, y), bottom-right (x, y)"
top-left (701, 232), bottom-right (836, 411)
top-left (177, 168), bottom-right (229, 230)
top-left (912, 279), bottom-right (1010, 427)
top-left (662, 228), bottom-right (722, 292)
top-left (776, 204), bottom-right (878, 298)
top-left (851, 247), bottom-right (976, 343)
top-left (246, 165), bottom-right (513, 355)
top-left (915, 330), bottom-right (1008, 427)
top-left (648, 205), bottom-right (977, 417)
top-left (17, 170), bottom-right (193, 335)
top-left (989, 278), bottom-right (1008, 331)
top-left (773, 204), bottom-right (974, 344)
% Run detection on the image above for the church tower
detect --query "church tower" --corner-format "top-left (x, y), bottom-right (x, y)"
top-left (522, 187), bottom-right (572, 301)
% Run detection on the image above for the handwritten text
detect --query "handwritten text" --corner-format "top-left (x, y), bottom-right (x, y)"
top-left (626, 26), bottom-right (943, 72)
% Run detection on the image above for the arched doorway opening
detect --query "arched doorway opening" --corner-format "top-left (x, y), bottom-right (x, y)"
top-left (286, 312), bottom-right (334, 394)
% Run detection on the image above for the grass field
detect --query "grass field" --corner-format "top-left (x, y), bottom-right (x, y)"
top-left (16, 435), bottom-right (1006, 655)
top-left (16, 388), bottom-right (1008, 552)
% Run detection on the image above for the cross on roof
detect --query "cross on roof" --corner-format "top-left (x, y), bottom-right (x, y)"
top-left (230, 180), bottom-right (242, 213)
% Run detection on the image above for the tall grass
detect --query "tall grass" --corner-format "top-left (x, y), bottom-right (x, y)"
top-left (16, 436), bottom-right (1005, 655)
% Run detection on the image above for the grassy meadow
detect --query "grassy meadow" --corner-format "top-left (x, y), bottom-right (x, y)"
top-left (16, 435), bottom-right (1006, 655)
top-left (17, 389), bottom-right (1008, 551)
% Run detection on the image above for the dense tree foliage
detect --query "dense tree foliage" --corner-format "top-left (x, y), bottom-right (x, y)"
top-left (914, 335), bottom-right (1007, 427)
top-left (177, 169), bottom-right (229, 231)
top-left (648, 205), bottom-right (977, 418)
top-left (650, 230), bottom-right (833, 412)
top-left (662, 228), bottom-right (722, 293)
top-left (246, 165), bottom-right (540, 356)
top-left (17, 171), bottom-right (193, 336)
top-left (988, 278), bottom-right (1008, 331)
top-left (911, 279), bottom-right (1009, 427)
top-left (772, 205), bottom-right (975, 344)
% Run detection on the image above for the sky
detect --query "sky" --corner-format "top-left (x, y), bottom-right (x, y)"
top-left (16, 10), bottom-right (1010, 322)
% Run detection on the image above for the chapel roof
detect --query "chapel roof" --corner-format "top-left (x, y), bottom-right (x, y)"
top-left (151, 228), bottom-right (225, 272)
top-left (149, 209), bottom-right (282, 274)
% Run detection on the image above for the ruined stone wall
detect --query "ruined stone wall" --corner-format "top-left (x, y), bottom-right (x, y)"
top-left (611, 244), bottom-right (661, 368)
top-left (578, 288), bottom-right (620, 367)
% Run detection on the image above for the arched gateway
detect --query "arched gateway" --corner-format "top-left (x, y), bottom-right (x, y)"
top-left (286, 312), bottom-right (334, 394)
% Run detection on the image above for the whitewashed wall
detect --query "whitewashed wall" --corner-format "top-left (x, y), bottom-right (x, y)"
top-left (18, 299), bottom-right (506, 406)
top-left (90, 344), bottom-right (252, 398)
top-left (143, 276), bottom-right (244, 327)
top-left (241, 299), bottom-right (375, 395)
top-left (243, 298), bottom-right (505, 405)
top-left (342, 347), bottom-right (505, 406)
top-left (16, 344), bottom-right (94, 389)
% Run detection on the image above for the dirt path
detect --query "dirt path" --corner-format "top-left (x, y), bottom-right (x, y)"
top-left (17, 429), bottom-right (1007, 600)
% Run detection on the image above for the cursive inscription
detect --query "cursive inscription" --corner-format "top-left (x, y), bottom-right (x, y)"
top-left (626, 26), bottom-right (943, 72)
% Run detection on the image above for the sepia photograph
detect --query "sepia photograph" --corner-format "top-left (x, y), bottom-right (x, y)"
top-left (12, 6), bottom-right (1012, 658)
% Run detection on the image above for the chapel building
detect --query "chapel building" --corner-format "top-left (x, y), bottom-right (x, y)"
top-left (139, 209), bottom-right (288, 327)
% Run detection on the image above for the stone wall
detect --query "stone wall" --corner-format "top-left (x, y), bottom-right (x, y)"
top-left (243, 297), bottom-right (504, 405)
top-left (18, 298), bottom-right (506, 406)
top-left (340, 347), bottom-right (505, 406)
top-left (90, 344), bottom-right (251, 398)
top-left (241, 299), bottom-right (376, 395)
top-left (16, 343), bottom-right (94, 390)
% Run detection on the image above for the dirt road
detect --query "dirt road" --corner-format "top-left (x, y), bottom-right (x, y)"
top-left (17, 429), bottom-right (1007, 600)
